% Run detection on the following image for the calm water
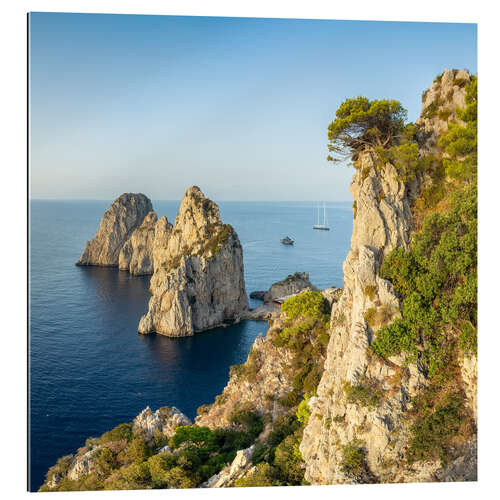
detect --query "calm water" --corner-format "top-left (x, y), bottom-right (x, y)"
top-left (29, 200), bottom-right (352, 491)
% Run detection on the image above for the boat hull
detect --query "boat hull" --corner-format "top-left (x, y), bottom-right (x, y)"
top-left (313, 225), bottom-right (330, 231)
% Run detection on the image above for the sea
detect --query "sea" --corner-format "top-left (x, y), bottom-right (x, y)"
top-left (28, 200), bottom-right (352, 491)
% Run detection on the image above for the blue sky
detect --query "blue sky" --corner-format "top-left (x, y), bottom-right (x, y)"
top-left (29, 13), bottom-right (477, 201)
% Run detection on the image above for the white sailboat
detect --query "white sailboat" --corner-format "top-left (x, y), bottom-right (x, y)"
top-left (313, 202), bottom-right (330, 230)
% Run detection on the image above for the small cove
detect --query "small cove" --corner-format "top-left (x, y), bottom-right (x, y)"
top-left (29, 199), bottom-right (352, 491)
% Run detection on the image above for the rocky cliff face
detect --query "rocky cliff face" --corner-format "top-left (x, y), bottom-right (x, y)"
top-left (299, 72), bottom-right (476, 484)
top-left (77, 193), bottom-right (153, 267)
top-left (196, 318), bottom-right (295, 429)
top-left (299, 153), bottom-right (430, 484)
top-left (138, 186), bottom-right (248, 336)
top-left (118, 211), bottom-right (158, 275)
top-left (417, 68), bottom-right (471, 153)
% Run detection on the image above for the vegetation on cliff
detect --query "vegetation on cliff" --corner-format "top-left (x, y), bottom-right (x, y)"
top-left (42, 70), bottom-right (477, 491)
top-left (326, 97), bottom-right (406, 163)
top-left (368, 75), bottom-right (477, 465)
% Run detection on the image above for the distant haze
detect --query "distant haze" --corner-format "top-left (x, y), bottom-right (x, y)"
top-left (29, 13), bottom-right (477, 201)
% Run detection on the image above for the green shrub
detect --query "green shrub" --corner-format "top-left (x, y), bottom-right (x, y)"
top-left (235, 462), bottom-right (281, 487)
top-left (434, 73), bottom-right (443, 84)
top-left (229, 364), bottom-right (244, 378)
top-left (361, 166), bottom-right (371, 182)
top-left (215, 394), bottom-right (228, 406)
top-left (344, 379), bottom-right (382, 407)
top-left (100, 423), bottom-right (133, 443)
top-left (274, 433), bottom-right (305, 484)
top-left (364, 308), bottom-right (376, 327)
top-left (280, 390), bottom-right (301, 408)
top-left (373, 184), bottom-right (477, 374)
top-left (364, 285), bottom-right (376, 301)
top-left (296, 394), bottom-right (313, 424)
top-left (120, 436), bottom-right (153, 465)
top-left (371, 318), bottom-right (417, 359)
top-left (171, 425), bottom-right (213, 449)
top-left (437, 109), bottom-right (452, 121)
top-left (340, 441), bottom-right (366, 479)
top-left (281, 291), bottom-right (330, 322)
top-left (454, 77), bottom-right (468, 88)
top-left (267, 415), bottom-right (301, 448)
top-left (105, 461), bottom-right (151, 490)
top-left (43, 455), bottom-right (73, 487)
top-left (229, 408), bottom-right (264, 438)
top-left (407, 390), bottom-right (468, 464)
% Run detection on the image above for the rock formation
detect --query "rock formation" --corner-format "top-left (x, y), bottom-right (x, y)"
top-left (132, 406), bottom-right (191, 444)
top-left (299, 151), bottom-right (428, 484)
top-left (250, 272), bottom-right (316, 303)
top-left (299, 71), bottom-right (477, 484)
top-left (196, 325), bottom-right (296, 429)
top-left (138, 186), bottom-right (248, 336)
top-left (417, 68), bottom-right (471, 153)
top-left (76, 193), bottom-right (153, 267)
top-left (200, 445), bottom-right (256, 487)
top-left (118, 211), bottom-right (158, 275)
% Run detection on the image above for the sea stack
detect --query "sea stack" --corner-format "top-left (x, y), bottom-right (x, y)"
top-left (76, 193), bottom-right (153, 267)
top-left (138, 186), bottom-right (248, 337)
top-left (118, 211), bottom-right (158, 275)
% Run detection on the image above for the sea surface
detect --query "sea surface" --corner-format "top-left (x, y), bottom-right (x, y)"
top-left (29, 200), bottom-right (352, 491)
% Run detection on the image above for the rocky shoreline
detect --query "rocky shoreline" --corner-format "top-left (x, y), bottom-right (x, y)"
top-left (43, 68), bottom-right (476, 491)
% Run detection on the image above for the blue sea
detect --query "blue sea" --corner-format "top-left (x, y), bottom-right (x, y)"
top-left (29, 200), bottom-right (352, 491)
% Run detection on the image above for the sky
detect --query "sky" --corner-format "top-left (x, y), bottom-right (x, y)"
top-left (29, 13), bottom-right (477, 201)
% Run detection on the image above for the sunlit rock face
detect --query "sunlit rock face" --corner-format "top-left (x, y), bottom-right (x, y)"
top-left (138, 186), bottom-right (248, 337)
top-left (77, 193), bottom-right (153, 267)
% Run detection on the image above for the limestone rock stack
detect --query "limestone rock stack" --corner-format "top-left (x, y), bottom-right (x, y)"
top-left (138, 186), bottom-right (248, 337)
top-left (118, 211), bottom-right (158, 275)
top-left (76, 193), bottom-right (153, 267)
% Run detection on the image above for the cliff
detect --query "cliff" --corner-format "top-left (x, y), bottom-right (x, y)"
top-left (138, 186), bottom-right (248, 336)
top-left (76, 193), bottom-right (153, 267)
top-left (417, 68), bottom-right (471, 153)
top-left (299, 151), bottom-right (428, 483)
top-left (44, 70), bottom-right (477, 492)
top-left (299, 69), bottom-right (477, 484)
top-left (195, 318), bottom-right (296, 429)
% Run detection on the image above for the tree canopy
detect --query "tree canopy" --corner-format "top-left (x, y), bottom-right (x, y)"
top-left (327, 97), bottom-right (407, 163)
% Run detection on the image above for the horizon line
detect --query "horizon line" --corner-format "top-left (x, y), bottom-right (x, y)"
top-left (29, 198), bottom-right (353, 203)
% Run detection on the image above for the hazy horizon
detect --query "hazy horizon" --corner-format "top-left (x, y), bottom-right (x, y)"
top-left (29, 13), bottom-right (477, 201)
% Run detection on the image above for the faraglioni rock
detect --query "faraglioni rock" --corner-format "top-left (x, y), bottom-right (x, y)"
top-left (76, 193), bottom-right (153, 267)
top-left (118, 211), bottom-right (158, 275)
top-left (138, 186), bottom-right (248, 336)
